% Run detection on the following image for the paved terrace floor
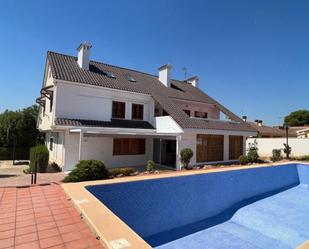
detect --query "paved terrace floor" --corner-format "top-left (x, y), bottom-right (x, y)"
top-left (0, 183), bottom-right (104, 249)
top-left (156, 184), bottom-right (309, 249)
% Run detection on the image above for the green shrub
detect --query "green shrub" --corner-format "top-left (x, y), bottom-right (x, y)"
top-left (29, 145), bottom-right (49, 173)
top-left (109, 167), bottom-right (135, 177)
top-left (239, 155), bottom-right (249, 165)
top-left (63, 160), bottom-right (109, 182)
top-left (292, 155), bottom-right (309, 161)
top-left (271, 149), bottom-right (282, 162)
top-left (146, 160), bottom-right (155, 172)
top-left (247, 141), bottom-right (259, 163)
top-left (180, 148), bottom-right (193, 169)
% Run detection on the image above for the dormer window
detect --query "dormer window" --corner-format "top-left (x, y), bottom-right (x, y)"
top-left (127, 75), bottom-right (136, 82)
top-left (132, 104), bottom-right (143, 120)
top-left (106, 72), bottom-right (116, 79)
top-left (183, 109), bottom-right (191, 117)
top-left (194, 111), bottom-right (208, 119)
top-left (112, 101), bottom-right (125, 119)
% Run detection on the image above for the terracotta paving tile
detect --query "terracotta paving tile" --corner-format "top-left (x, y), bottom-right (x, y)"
top-left (0, 217), bottom-right (15, 225)
top-left (16, 213), bottom-right (35, 222)
top-left (35, 210), bottom-right (52, 218)
top-left (40, 235), bottom-right (63, 248)
top-left (36, 215), bottom-right (54, 224)
top-left (37, 221), bottom-right (57, 231)
top-left (76, 221), bottom-right (90, 230)
top-left (0, 184), bottom-right (104, 249)
top-left (15, 241), bottom-right (40, 249)
top-left (55, 218), bottom-right (75, 227)
top-left (15, 225), bottom-right (37, 236)
top-left (38, 227), bottom-right (60, 240)
top-left (15, 232), bottom-right (38, 245)
top-left (61, 230), bottom-right (82, 243)
top-left (16, 208), bottom-right (34, 216)
top-left (58, 224), bottom-right (78, 234)
top-left (53, 213), bottom-right (71, 221)
top-left (47, 245), bottom-right (66, 249)
top-left (0, 222), bottom-right (15, 232)
top-left (0, 229), bottom-right (15, 239)
top-left (16, 219), bottom-right (36, 228)
top-left (0, 212), bottom-right (15, 219)
top-left (64, 238), bottom-right (89, 249)
top-left (51, 208), bottom-right (67, 215)
top-left (0, 237), bottom-right (14, 249)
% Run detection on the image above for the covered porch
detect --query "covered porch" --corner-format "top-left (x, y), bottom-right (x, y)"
top-left (64, 127), bottom-right (181, 171)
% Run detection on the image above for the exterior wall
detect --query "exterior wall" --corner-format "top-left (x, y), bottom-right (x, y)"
top-left (55, 82), bottom-right (155, 125)
top-left (46, 131), bottom-right (65, 167)
top-left (247, 138), bottom-right (309, 158)
top-left (63, 132), bottom-right (153, 171)
top-left (172, 99), bottom-right (220, 119)
top-left (155, 116), bottom-right (183, 134)
top-left (177, 129), bottom-right (254, 169)
top-left (38, 67), bottom-right (55, 131)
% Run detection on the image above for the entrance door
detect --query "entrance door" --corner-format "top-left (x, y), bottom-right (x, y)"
top-left (153, 139), bottom-right (176, 168)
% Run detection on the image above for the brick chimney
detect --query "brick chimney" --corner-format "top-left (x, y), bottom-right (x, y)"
top-left (77, 42), bottom-right (92, 70)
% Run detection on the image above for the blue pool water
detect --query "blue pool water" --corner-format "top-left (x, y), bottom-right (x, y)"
top-left (86, 164), bottom-right (309, 249)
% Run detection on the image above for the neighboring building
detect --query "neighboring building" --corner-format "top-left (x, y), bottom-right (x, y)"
top-left (36, 43), bottom-right (256, 171)
top-left (246, 120), bottom-right (286, 138)
top-left (246, 119), bottom-right (304, 138)
top-left (297, 127), bottom-right (309, 138)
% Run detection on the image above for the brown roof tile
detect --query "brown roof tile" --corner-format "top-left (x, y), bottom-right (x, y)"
top-left (48, 52), bottom-right (256, 132)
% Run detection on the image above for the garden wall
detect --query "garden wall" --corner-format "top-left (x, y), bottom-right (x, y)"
top-left (246, 138), bottom-right (309, 157)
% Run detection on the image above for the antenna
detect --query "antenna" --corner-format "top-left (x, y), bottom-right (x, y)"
top-left (182, 67), bottom-right (187, 80)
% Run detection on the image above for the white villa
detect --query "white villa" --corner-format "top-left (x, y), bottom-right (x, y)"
top-left (36, 43), bottom-right (256, 171)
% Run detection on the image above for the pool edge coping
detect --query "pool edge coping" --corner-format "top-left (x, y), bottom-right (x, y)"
top-left (62, 161), bottom-right (309, 249)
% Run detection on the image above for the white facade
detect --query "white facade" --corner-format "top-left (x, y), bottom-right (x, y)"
top-left (37, 51), bottom-right (256, 171)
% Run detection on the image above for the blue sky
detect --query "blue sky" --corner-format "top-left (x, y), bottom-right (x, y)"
top-left (0, 0), bottom-right (308, 125)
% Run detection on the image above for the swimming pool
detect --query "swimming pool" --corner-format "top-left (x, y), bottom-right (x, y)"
top-left (86, 163), bottom-right (309, 249)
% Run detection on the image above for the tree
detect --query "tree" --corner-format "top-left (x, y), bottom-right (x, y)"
top-left (284, 110), bottom-right (309, 127)
top-left (0, 105), bottom-right (42, 149)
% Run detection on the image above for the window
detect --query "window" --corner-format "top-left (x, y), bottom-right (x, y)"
top-left (183, 109), bottom-right (191, 116)
top-left (112, 101), bottom-right (125, 119)
top-left (132, 104), bottom-right (144, 120)
top-left (113, 138), bottom-right (145, 155)
top-left (194, 111), bottom-right (208, 119)
top-left (106, 72), bottom-right (116, 78)
top-left (229, 136), bottom-right (243, 160)
top-left (50, 94), bottom-right (53, 112)
top-left (127, 75), bottom-right (136, 82)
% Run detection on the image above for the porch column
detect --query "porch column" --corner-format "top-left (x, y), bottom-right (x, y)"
top-left (224, 135), bottom-right (229, 161)
top-left (243, 136), bottom-right (247, 156)
top-left (78, 130), bottom-right (84, 161)
top-left (176, 135), bottom-right (181, 170)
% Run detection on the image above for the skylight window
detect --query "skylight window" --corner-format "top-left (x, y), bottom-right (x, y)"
top-left (106, 72), bottom-right (116, 79)
top-left (127, 75), bottom-right (136, 82)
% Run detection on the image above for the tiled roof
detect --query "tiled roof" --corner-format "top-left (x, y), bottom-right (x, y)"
top-left (248, 123), bottom-right (309, 137)
top-left (48, 52), bottom-right (255, 132)
top-left (55, 118), bottom-right (154, 129)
